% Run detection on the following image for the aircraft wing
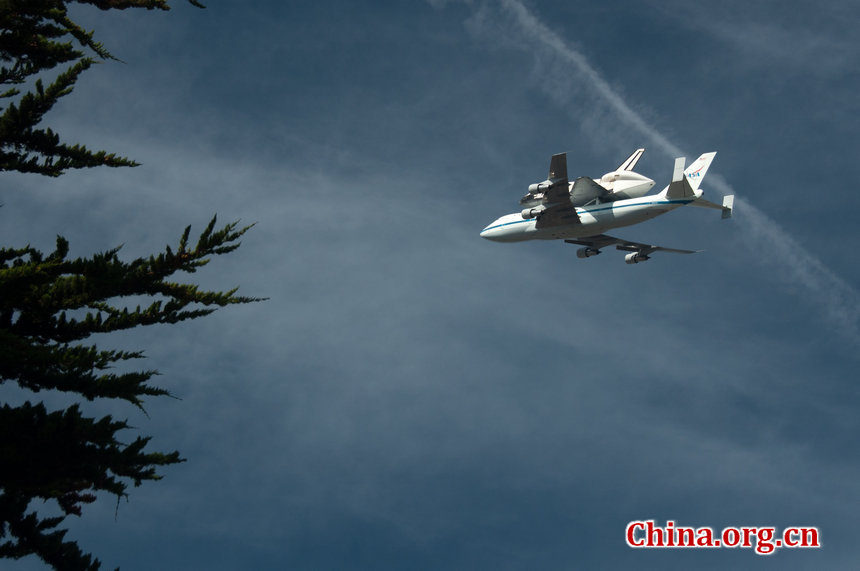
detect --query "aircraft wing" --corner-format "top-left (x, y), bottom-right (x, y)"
top-left (535, 202), bottom-right (581, 228)
top-left (548, 152), bottom-right (568, 184)
top-left (542, 153), bottom-right (571, 203)
top-left (522, 153), bottom-right (571, 206)
top-left (564, 234), bottom-right (700, 255)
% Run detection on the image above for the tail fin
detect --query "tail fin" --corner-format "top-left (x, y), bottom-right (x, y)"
top-left (664, 152), bottom-right (717, 199)
top-left (684, 152), bottom-right (716, 192)
top-left (616, 148), bottom-right (645, 172)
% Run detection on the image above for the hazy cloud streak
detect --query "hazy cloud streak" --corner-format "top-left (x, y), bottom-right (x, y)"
top-left (463, 0), bottom-right (860, 346)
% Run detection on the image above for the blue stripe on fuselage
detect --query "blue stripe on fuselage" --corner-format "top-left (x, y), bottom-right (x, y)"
top-left (481, 198), bottom-right (693, 232)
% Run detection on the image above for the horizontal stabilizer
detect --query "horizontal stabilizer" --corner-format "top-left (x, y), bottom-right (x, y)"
top-left (687, 194), bottom-right (734, 219)
top-left (688, 196), bottom-right (721, 210)
top-left (722, 194), bottom-right (734, 219)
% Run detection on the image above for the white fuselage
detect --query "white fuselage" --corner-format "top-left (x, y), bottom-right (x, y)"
top-left (480, 191), bottom-right (699, 242)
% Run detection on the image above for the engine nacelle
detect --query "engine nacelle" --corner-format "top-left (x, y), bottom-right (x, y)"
top-left (624, 252), bottom-right (650, 264)
top-left (527, 181), bottom-right (553, 193)
top-left (576, 247), bottom-right (601, 259)
top-left (521, 206), bottom-right (545, 219)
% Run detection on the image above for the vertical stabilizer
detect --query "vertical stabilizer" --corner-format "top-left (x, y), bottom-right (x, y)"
top-left (684, 152), bottom-right (717, 192)
top-left (665, 152), bottom-right (717, 199)
top-left (616, 148), bottom-right (645, 172)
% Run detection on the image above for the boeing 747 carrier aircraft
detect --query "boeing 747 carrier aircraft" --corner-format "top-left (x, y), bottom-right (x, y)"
top-left (480, 149), bottom-right (734, 264)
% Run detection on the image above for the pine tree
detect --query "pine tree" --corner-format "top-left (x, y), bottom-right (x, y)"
top-left (0, 2), bottom-right (260, 568)
top-left (0, 0), bottom-right (208, 175)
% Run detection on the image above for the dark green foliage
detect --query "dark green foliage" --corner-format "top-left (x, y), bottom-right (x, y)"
top-left (0, 0), bottom-right (205, 176)
top-left (0, 402), bottom-right (181, 569)
top-left (1, 217), bottom-right (259, 406)
top-left (0, 1), bottom-right (261, 569)
top-left (0, 217), bottom-right (260, 568)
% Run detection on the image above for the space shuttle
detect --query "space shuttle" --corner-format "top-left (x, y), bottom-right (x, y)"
top-left (519, 148), bottom-right (655, 209)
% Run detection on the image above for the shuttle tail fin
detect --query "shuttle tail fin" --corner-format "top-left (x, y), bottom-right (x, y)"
top-left (616, 148), bottom-right (645, 172)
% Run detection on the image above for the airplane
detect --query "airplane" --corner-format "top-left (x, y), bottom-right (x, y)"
top-left (479, 149), bottom-right (734, 264)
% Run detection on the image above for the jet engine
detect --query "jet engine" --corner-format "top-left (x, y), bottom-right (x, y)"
top-left (527, 181), bottom-right (554, 193)
top-left (521, 206), bottom-right (545, 219)
top-left (624, 252), bottom-right (650, 264)
top-left (576, 247), bottom-right (601, 259)
top-left (521, 180), bottom-right (564, 205)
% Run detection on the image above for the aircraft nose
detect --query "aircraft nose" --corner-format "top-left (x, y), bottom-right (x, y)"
top-left (480, 226), bottom-right (499, 241)
top-left (480, 215), bottom-right (526, 242)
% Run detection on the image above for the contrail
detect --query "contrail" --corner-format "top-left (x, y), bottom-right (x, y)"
top-left (497, 0), bottom-right (681, 159)
top-left (459, 0), bottom-right (860, 345)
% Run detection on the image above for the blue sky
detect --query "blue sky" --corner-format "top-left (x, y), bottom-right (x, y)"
top-left (2, 0), bottom-right (859, 569)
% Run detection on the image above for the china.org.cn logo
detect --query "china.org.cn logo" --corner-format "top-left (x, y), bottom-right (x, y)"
top-left (625, 520), bottom-right (820, 556)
